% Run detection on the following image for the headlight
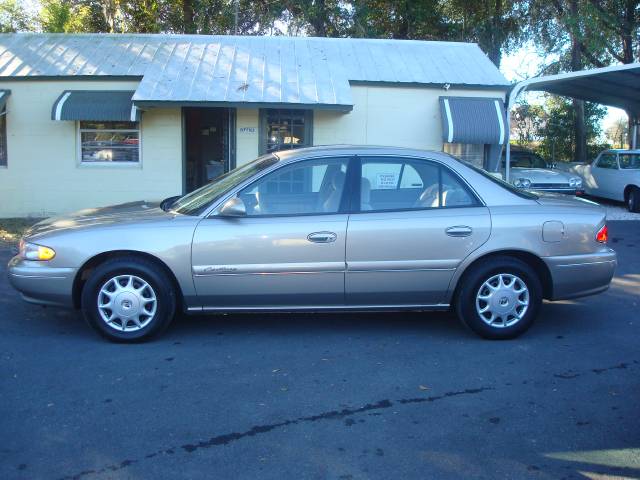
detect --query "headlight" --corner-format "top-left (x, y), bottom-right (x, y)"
top-left (19, 240), bottom-right (56, 261)
top-left (569, 177), bottom-right (582, 188)
top-left (514, 178), bottom-right (532, 189)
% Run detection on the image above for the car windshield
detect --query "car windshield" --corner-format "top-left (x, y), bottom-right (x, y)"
top-left (503, 153), bottom-right (547, 169)
top-left (449, 154), bottom-right (538, 199)
top-left (171, 154), bottom-right (279, 216)
top-left (619, 153), bottom-right (640, 169)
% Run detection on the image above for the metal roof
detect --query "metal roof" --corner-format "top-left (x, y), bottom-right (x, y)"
top-left (510, 63), bottom-right (640, 116)
top-left (0, 33), bottom-right (509, 109)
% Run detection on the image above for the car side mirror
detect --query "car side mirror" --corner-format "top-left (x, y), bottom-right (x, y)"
top-left (218, 197), bottom-right (246, 217)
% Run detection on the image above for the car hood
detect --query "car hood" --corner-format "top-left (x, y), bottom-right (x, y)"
top-left (25, 201), bottom-right (172, 239)
top-left (509, 167), bottom-right (575, 183)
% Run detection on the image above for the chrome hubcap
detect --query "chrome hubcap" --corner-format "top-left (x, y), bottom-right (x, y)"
top-left (97, 275), bottom-right (157, 332)
top-left (475, 273), bottom-right (529, 328)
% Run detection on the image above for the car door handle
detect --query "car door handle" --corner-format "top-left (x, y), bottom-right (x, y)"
top-left (307, 231), bottom-right (337, 243)
top-left (445, 226), bottom-right (473, 237)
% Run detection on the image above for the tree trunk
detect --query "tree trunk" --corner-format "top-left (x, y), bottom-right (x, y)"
top-left (183, 0), bottom-right (196, 34)
top-left (569, 0), bottom-right (587, 162)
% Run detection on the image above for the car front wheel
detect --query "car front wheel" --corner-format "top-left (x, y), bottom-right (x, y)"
top-left (455, 257), bottom-right (542, 339)
top-left (81, 256), bottom-right (176, 342)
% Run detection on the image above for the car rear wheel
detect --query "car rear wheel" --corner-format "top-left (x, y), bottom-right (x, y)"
top-left (81, 256), bottom-right (176, 342)
top-left (627, 187), bottom-right (640, 213)
top-left (455, 257), bottom-right (542, 339)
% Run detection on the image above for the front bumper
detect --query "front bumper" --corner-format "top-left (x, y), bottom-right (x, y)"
top-left (7, 256), bottom-right (76, 307)
top-left (530, 186), bottom-right (583, 195)
top-left (544, 249), bottom-right (617, 300)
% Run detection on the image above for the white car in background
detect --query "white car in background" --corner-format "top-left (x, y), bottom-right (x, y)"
top-left (502, 148), bottom-right (583, 195)
top-left (571, 149), bottom-right (640, 212)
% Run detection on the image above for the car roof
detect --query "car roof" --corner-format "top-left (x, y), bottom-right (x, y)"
top-left (273, 145), bottom-right (455, 162)
top-left (604, 149), bottom-right (640, 154)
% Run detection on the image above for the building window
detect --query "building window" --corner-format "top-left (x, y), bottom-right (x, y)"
top-left (259, 109), bottom-right (312, 154)
top-left (0, 110), bottom-right (7, 167)
top-left (79, 121), bottom-right (140, 163)
top-left (443, 143), bottom-right (486, 169)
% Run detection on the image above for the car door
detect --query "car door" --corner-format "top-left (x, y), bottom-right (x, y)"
top-left (346, 156), bottom-right (491, 306)
top-left (191, 156), bottom-right (351, 309)
top-left (591, 152), bottom-right (620, 199)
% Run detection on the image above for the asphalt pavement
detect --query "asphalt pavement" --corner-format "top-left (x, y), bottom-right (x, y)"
top-left (1, 221), bottom-right (639, 480)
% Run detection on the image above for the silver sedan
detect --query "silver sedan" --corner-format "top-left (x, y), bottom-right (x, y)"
top-left (8, 146), bottom-right (616, 342)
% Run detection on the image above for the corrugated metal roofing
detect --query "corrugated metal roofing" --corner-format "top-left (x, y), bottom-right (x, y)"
top-left (0, 33), bottom-right (510, 109)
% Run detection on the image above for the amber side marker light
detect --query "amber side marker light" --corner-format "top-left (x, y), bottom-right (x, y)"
top-left (596, 225), bottom-right (608, 243)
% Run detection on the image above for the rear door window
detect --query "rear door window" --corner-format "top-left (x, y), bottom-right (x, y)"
top-left (359, 157), bottom-right (479, 211)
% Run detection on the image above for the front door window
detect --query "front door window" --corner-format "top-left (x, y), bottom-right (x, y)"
top-left (239, 157), bottom-right (348, 216)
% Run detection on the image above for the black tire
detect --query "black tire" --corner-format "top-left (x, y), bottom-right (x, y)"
top-left (81, 256), bottom-right (176, 342)
top-left (454, 256), bottom-right (542, 340)
top-left (627, 187), bottom-right (640, 213)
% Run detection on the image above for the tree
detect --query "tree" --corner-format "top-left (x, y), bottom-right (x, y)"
top-left (443, 0), bottom-right (527, 67)
top-left (0, 0), bottom-right (33, 32)
top-left (511, 102), bottom-right (546, 146)
top-left (606, 116), bottom-right (629, 148)
top-left (533, 95), bottom-right (608, 163)
top-left (40, 0), bottom-right (96, 33)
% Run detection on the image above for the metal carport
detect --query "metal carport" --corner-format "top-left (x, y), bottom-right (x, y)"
top-left (506, 62), bottom-right (640, 180)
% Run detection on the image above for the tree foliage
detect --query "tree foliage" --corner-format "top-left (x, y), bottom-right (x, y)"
top-left (0, 0), bottom-right (33, 32)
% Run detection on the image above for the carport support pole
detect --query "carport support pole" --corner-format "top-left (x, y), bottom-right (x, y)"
top-left (632, 122), bottom-right (638, 150)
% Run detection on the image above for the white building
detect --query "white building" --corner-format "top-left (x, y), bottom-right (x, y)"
top-left (0, 33), bottom-right (510, 217)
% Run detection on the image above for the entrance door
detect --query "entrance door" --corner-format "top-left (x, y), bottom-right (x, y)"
top-left (184, 107), bottom-right (235, 192)
top-left (192, 156), bottom-right (351, 308)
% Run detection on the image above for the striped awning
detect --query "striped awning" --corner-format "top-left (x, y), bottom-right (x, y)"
top-left (51, 90), bottom-right (140, 122)
top-left (0, 89), bottom-right (10, 111)
top-left (439, 97), bottom-right (507, 145)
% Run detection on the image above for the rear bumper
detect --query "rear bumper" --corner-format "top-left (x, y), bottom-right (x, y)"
top-left (7, 256), bottom-right (76, 308)
top-left (544, 249), bottom-right (617, 300)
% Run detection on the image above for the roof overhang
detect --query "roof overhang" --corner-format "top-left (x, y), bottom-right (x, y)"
top-left (132, 100), bottom-right (353, 112)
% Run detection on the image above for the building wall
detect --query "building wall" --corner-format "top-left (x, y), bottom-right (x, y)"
top-left (0, 80), bottom-right (506, 217)
top-left (314, 84), bottom-right (506, 151)
top-left (235, 108), bottom-right (260, 166)
top-left (0, 80), bottom-right (182, 218)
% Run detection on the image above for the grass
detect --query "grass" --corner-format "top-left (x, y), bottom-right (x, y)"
top-left (0, 218), bottom-right (45, 248)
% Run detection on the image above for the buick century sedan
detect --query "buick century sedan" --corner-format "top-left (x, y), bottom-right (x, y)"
top-left (8, 146), bottom-right (616, 342)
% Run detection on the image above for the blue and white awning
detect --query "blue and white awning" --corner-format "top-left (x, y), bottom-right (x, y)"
top-left (51, 90), bottom-right (140, 122)
top-left (439, 97), bottom-right (507, 145)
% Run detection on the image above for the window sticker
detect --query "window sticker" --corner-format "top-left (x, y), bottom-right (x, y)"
top-left (376, 172), bottom-right (398, 189)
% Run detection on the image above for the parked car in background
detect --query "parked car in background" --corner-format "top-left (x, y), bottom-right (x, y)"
top-left (502, 147), bottom-right (583, 195)
top-left (571, 149), bottom-right (640, 212)
top-left (8, 146), bottom-right (616, 343)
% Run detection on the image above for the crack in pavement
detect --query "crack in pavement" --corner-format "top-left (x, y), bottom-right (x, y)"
top-left (59, 387), bottom-right (493, 480)
top-left (59, 359), bottom-right (639, 480)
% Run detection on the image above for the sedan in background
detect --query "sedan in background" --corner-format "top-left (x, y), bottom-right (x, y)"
top-left (503, 147), bottom-right (583, 195)
top-left (571, 149), bottom-right (640, 212)
top-left (8, 146), bottom-right (616, 342)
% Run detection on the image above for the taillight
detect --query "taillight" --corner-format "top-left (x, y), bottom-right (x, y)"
top-left (596, 224), bottom-right (608, 243)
